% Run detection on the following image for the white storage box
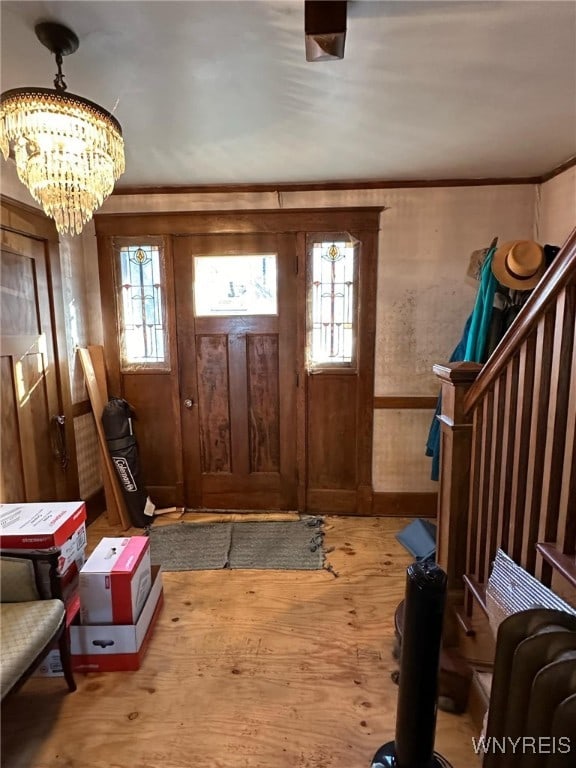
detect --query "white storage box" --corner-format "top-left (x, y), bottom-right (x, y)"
top-left (71, 567), bottom-right (164, 672)
top-left (79, 536), bottom-right (151, 625)
top-left (0, 502), bottom-right (87, 574)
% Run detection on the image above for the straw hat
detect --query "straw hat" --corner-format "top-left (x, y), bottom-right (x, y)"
top-left (491, 240), bottom-right (545, 290)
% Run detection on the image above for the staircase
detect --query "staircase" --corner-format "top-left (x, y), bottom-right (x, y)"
top-left (433, 227), bottom-right (576, 727)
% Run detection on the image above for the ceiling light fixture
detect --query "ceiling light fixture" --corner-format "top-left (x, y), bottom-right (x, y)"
top-left (0, 21), bottom-right (125, 235)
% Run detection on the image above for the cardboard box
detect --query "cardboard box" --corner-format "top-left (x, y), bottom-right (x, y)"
top-left (34, 647), bottom-right (66, 678)
top-left (0, 502), bottom-right (87, 574)
top-left (71, 567), bottom-right (164, 672)
top-left (79, 537), bottom-right (151, 625)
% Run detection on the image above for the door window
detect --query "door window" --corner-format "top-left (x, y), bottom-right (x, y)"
top-left (194, 254), bottom-right (277, 316)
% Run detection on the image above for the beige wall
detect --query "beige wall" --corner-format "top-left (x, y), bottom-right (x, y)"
top-left (536, 166), bottom-right (576, 247)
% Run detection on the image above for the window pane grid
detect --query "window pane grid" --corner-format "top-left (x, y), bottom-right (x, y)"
top-left (117, 243), bottom-right (168, 368)
top-left (310, 240), bottom-right (356, 366)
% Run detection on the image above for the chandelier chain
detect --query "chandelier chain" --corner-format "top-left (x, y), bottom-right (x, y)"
top-left (53, 52), bottom-right (67, 92)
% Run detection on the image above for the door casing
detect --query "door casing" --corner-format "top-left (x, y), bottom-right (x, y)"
top-left (96, 208), bottom-right (381, 513)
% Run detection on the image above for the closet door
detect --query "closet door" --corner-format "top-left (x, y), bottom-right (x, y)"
top-left (0, 232), bottom-right (62, 501)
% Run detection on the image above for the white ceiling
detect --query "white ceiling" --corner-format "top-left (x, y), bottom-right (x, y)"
top-left (1, 1), bottom-right (575, 188)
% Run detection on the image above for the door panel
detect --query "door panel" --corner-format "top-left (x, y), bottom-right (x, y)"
top-left (0, 239), bottom-right (61, 502)
top-left (174, 233), bottom-right (297, 510)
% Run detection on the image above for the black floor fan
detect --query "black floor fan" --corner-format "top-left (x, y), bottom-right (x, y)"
top-left (371, 560), bottom-right (453, 768)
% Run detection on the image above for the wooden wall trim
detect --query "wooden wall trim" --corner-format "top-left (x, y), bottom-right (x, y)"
top-left (113, 177), bottom-right (541, 196)
top-left (0, 195), bottom-right (58, 242)
top-left (372, 491), bottom-right (438, 518)
top-left (538, 155), bottom-right (576, 184)
top-left (374, 396), bottom-right (437, 409)
top-left (465, 227), bottom-right (576, 412)
top-left (109, 153), bottom-right (574, 196)
top-left (72, 400), bottom-right (92, 418)
top-left (94, 208), bottom-right (383, 236)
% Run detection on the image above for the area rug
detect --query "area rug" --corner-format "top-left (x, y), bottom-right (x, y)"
top-left (147, 517), bottom-right (325, 572)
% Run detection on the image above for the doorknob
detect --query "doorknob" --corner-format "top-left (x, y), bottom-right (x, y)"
top-left (183, 398), bottom-right (194, 409)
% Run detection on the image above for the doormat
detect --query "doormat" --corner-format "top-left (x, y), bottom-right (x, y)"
top-left (147, 517), bottom-right (325, 572)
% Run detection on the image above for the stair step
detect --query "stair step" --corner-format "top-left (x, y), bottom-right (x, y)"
top-left (536, 542), bottom-right (576, 589)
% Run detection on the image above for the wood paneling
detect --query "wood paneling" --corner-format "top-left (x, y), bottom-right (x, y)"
top-left (71, 399), bottom-right (92, 418)
top-left (307, 374), bottom-right (357, 489)
top-left (247, 335), bottom-right (280, 473)
top-left (196, 335), bottom-right (231, 473)
top-left (122, 374), bottom-right (184, 495)
top-left (0, 357), bottom-right (24, 502)
top-left (94, 208), bottom-right (383, 237)
top-left (372, 491), bottom-right (438, 517)
top-left (374, 396), bottom-right (437, 409)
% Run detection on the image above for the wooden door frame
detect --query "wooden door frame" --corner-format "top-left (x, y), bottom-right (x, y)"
top-left (95, 207), bottom-right (382, 513)
top-left (0, 195), bottom-right (79, 500)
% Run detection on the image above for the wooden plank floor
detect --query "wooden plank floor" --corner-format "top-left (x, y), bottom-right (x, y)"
top-left (2, 515), bottom-right (479, 768)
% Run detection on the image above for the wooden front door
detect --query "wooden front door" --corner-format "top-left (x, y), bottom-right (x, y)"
top-left (0, 231), bottom-right (63, 502)
top-left (174, 234), bottom-right (298, 510)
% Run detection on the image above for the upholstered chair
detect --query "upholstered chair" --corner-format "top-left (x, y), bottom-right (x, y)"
top-left (0, 550), bottom-right (76, 699)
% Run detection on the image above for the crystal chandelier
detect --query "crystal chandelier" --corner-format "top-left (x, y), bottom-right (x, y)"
top-left (0, 22), bottom-right (125, 235)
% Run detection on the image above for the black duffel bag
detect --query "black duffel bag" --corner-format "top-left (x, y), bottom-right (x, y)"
top-left (101, 398), bottom-right (151, 528)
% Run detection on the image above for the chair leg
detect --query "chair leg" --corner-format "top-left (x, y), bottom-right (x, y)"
top-left (58, 626), bottom-right (77, 693)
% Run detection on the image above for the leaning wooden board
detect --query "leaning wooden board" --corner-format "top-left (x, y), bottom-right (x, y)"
top-left (78, 346), bottom-right (130, 530)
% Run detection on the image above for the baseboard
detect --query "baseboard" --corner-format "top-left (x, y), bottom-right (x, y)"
top-left (371, 491), bottom-right (437, 517)
top-left (84, 487), bottom-right (106, 526)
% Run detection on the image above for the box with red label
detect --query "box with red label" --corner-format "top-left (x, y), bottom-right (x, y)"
top-left (79, 537), bottom-right (151, 625)
top-left (0, 502), bottom-right (87, 575)
top-left (71, 566), bottom-right (163, 672)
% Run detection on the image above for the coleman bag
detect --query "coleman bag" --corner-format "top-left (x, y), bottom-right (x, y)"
top-left (101, 397), bottom-right (153, 528)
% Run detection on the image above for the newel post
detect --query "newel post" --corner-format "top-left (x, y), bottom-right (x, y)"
top-left (433, 362), bottom-right (482, 597)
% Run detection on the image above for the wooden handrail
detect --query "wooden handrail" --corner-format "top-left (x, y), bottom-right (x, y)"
top-left (464, 227), bottom-right (576, 412)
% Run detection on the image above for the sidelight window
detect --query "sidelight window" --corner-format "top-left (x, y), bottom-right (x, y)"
top-left (115, 240), bottom-right (169, 370)
top-left (307, 234), bottom-right (358, 368)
